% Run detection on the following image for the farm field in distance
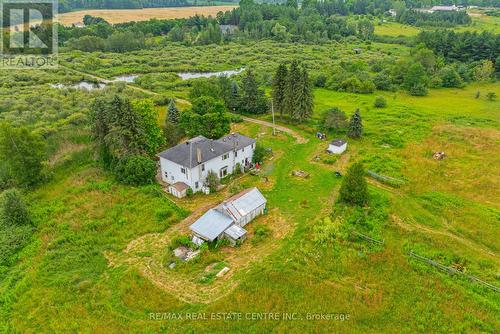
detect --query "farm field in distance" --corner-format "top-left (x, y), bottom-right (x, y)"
top-left (57, 5), bottom-right (238, 25)
top-left (1, 2), bottom-right (499, 333)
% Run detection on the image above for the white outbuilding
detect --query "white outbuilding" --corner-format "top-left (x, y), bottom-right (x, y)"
top-left (327, 139), bottom-right (347, 154)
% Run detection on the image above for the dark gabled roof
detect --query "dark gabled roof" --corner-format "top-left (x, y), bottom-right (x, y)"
top-left (216, 133), bottom-right (256, 151)
top-left (330, 139), bottom-right (347, 147)
top-left (158, 133), bottom-right (255, 169)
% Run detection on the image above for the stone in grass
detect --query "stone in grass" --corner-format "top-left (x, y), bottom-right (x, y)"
top-left (168, 262), bottom-right (176, 269)
top-left (216, 267), bottom-right (230, 278)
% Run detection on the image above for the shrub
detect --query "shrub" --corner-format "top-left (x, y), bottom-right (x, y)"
top-left (321, 107), bottom-right (347, 131)
top-left (206, 170), bottom-right (220, 193)
top-left (486, 92), bottom-right (497, 101)
top-left (186, 187), bottom-right (194, 197)
top-left (0, 188), bottom-right (33, 265)
top-left (252, 225), bottom-right (271, 244)
top-left (252, 143), bottom-right (266, 164)
top-left (373, 96), bottom-right (387, 108)
top-left (314, 74), bottom-right (327, 87)
top-left (113, 155), bottom-right (156, 186)
top-left (1, 188), bottom-right (31, 227)
top-left (339, 162), bottom-right (369, 206)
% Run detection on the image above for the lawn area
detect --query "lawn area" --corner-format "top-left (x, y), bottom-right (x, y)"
top-left (374, 22), bottom-right (421, 37)
top-left (1, 82), bottom-right (499, 332)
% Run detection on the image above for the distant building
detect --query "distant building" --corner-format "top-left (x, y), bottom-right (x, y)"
top-left (190, 188), bottom-right (267, 246)
top-left (220, 25), bottom-right (238, 35)
top-left (72, 22), bottom-right (84, 28)
top-left (158, 133), bottom-right (256, 198)
top-left (327, 139), bottom-right (347, 154)
top-left (388, 9), bottom-right (397, 17)
top-left (430, 5), bottom-right (459, 12)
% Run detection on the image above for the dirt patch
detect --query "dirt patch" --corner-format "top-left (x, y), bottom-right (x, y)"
top-left (239, 116), bottom-right (309, 144)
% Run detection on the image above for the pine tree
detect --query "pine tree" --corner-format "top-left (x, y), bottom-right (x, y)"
top-left (284, 60), bottom-right (301, 121)
top-left (229, 81), bottom-right (240, 112)
top-left (167, 99), bottom-right (180, 124)
top-left (296, 66), bottom-right (313, 122)
top-left (271, 63), bottom-right (288, 119)
top-left (339, 162), bottom-right (368, 206)
top-left (347, 108), bottom-right (363, 138)
top-left (239, 69), bottom-right (268, 114)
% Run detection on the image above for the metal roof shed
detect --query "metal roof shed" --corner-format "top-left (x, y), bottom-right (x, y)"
top-left (224, 225), bottom-right (247, 239)
top-left (220, 188), bottom-right (267, 224)
top-left (189, 209), bottom-right (234, 242)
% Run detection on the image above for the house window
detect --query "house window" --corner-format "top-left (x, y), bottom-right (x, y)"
top-left (181, 167), bottom-right (186, 174)
top-left (242, 147), bottom-right (245, 152)
top-left (222, 153), bottom-right (229, 160)
top-left (201, 164), bottom-right (205, 171)
top-left (195, 181), bottom-right (199, 189)
top-left (220, 166), bottom-right (228, 178)
top-left (235, 151), bottom-right (238, 157)
top-left (164, 171), bottom-right (168, 178)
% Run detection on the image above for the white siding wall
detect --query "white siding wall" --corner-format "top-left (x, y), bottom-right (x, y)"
top-left (328, 143), bottom-right (347, 154)
top-left (237, 203), bottom-right (265, 227)
top-left (160, 143), bottom-right (255, 194)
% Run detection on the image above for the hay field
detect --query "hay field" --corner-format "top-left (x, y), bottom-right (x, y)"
top-left (57, 6), bottom-right (238, 25)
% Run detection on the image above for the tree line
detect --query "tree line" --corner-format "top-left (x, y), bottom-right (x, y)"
top-left (58, 0), bottom-right (188, 13)
top-left (416, 30), bottom-right (500, 64)
top-left (397, 9), bottom-right (471, 27)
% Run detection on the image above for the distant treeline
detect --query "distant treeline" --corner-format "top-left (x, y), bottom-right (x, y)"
top-left (397, 9), bottom-right (471, 27)
top-left (60, 0), bottom-right (380, 51)
top-left (56, 0), bottom-right (500, 14)
top-left (417, 30), bottom-right (500, 63)
top-left (58, 0), bottom-right (189, 13)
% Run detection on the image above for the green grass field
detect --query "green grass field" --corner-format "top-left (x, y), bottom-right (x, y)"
top-left (374, 13), bottom-right (500, 37)
top-left (1, 79), bottom-right (498, 332)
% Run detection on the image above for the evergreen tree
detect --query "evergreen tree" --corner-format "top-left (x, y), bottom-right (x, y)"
top-left (296, 66), bottom-right (314, 122)
top-left (271, 63), bottom-right (288, 119)
top-left (132, 99), bottom-right (165, 155)
top-left (167, 99), bottom-right (180, 124)
top-left (239, 69), bottom-right (268, 114)
top-left (284, 60), bottom-right (301, 121)
top-left (89, 95), bottom-right (153, 164)
top-left (229, 81), bottom-right (240, 112)
top-left (347, 109), bottom-right (363, 138)
top-left (339, 162), bottom-right (368, 206)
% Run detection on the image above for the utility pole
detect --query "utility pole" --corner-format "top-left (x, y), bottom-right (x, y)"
top-left (271, 99), bottom-right (276, 136)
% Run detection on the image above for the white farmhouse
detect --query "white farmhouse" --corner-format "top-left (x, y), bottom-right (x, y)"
top-left (190, 188), bottom-right (267, 246)
top-left (158, 133), bottom-right (256, 198)
top-left (327, 139), bottom-right (347, 154)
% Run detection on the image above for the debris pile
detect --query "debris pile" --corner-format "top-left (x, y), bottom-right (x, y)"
top-left (173, 246), bottom-right (200, 262)
top-left (433, 151), bottom-right (446, 160)
top-left (292, 170), bottom-right (310, 178)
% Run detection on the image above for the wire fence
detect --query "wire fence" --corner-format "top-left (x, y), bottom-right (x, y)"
top-left (409, 250), bottom-right (500, 293)
top-left (353, 231), bottom-right (385, 246)
top-left (366, 170), bottom-right (405, 187)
